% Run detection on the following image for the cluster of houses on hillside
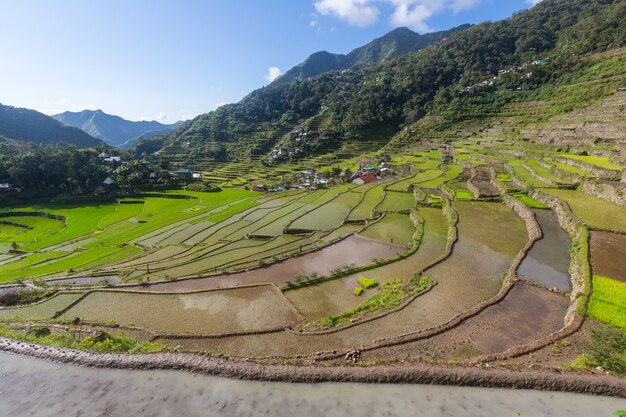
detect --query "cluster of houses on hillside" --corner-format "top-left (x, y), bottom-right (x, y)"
top-left (271, 126), bottom-right (320, 161)
top-left (460, 59), bottom-right (547, 95)
top-left (253, 161), bottom-right (394, 193)
top-left (97, 150), bottom-right (202, 192)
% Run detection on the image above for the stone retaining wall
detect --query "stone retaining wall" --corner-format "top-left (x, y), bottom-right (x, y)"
top-left (0, 337), bottom-right (623, 397)
top-left (580, 179), bottom-right (626, 206)
top-left (530, 190), bottom-right (590, 322)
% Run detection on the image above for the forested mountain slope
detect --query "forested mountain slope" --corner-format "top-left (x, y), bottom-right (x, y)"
top-left (139, 0), bottom-right (625, 165)
top-left (273, 25), bottom-right (470, 86)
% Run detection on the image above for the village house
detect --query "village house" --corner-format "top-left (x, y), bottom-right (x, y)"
top-left (173, 168), bottom-right (193, 180)
top-left (103, 156), bottom-right (122, 164)
top-left (0, 183), bottom-right (18, 192)
top-left (352, 173), bottom-right (377, 185)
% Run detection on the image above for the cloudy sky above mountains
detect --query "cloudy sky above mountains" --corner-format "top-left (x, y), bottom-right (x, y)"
top-left (0, 0), bottom-right (539, 122)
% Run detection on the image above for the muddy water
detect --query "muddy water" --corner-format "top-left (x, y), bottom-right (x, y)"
top-left (284, 207), bottom-right (448, 319)
top-left (0, 352), bottom-right (622, 417)
top-left (517, 209), bottom-right (572, 291)
top-left (591, 231), bottom-right (626, 282)
top-left (368, 282), bottom-right (569, 360)
top-left (144, 235), bottom-right (402, 291)
top-left (159, 202), bottom-right (528, 357)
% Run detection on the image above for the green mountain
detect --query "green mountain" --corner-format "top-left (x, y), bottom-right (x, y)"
top-left (0, 104), bottom-right (103, 148)
top-left (139, 0), bottom-right (625, 168)
top-left (273, 25), bottom-right (471, 85)
top-left (53, 109), bottom-right (183, 147)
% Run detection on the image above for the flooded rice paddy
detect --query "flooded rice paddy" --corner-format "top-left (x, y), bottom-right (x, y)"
top-left (517, 209), bottom-right (572, 291)
top-left (144, 235), bottom-right (402, 291)
top-left (285, 207), bottom-right (447, 320)
top-left (156, 202), bottom-right (528, 356)
top-left (365, 282), bottom-right (569, 360)
top-left (0, 352), bottom-right (623, 417)
top-left (590, 231), bottom-right (626, 282)
top-left (60, 286), bottom-right (301, 334)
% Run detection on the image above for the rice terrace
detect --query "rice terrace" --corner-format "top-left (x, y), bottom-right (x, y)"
top-left (0, 0), bottom-right (625, 414)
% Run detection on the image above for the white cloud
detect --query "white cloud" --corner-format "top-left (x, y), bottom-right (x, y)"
top-left (314, 0), bottom-right (380, 28)
top-left (156, 112), bottom-right (168, 122)
top-left (313, 0), bottom-right (483, 32)
top-left (310, 20), bottom-right (319, 27)
top-left (265, 67), bottom-right (283, 83)
top-left (525, 0), bottom-right (542, 5)
top-left (449, 0), bottom-right (481, 13)
top-left (389, 0), bottom-right (444, 33)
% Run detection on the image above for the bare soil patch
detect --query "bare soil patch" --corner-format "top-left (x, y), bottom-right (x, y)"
top-left (590, 231), bottom-right (626, 282)
top-left (361, 283), bottom-right (568, 361)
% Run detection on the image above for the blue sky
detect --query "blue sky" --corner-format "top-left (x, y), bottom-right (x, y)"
top-left (0, 0), bottom-right (541, 122)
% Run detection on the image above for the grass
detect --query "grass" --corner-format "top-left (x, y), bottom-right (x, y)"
top-left (0, 323), bottom-right (164, 353)
top-left (588, 275), bottom-right (626, 329)
top-left (447, 182), bottom-right (473, 200)
top-left (508, 160), bottom-right (551, 188)
top-left (377, 192), bottom-right (415, 212)
top-left (318, 275), bottom-right (432, 328)
top-left (357, 277), bottom-right (378, 289)
top-left (359, 213), bottom-right (415, 247)
top-left (541, 189), bottom-right (626, 233)
top-left (290, 190), bottom-right (362, 231)
top-left (526, 160), bottom-right (570, 184)
top-left (0, 293), bottom-right (85, 320)
top-left (348, 184), bottom-right (385, 221)
top-left (512, 193), bottom-right (549, 209)
top-left (568, 326), bottom-right (625, 376)
top-left (561, 154), bottom-right (622, 171)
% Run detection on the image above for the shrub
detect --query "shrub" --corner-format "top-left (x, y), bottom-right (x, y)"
top-left (185, 182), bottom-right (221, 192)
top-left (357, 277), bottom-right (378, 289)
top-left (78, 334), bottom-right (164, 354)
top-left (354, 287), bottom-right (364, 296)
top-left (585, 327), bottom-right (626, 375)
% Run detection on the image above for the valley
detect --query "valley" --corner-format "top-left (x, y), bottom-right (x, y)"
top-left (0, 0), bottom-right (624, 411)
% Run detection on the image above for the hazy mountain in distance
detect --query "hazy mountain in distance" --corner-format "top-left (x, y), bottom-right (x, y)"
top-left (0, 104), bottom-right (103, 148)
top-left (53, 109), bottom-right (183, 147)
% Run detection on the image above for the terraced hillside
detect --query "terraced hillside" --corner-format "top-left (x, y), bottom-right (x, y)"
top-left (1, 138), bottom-right (624, 378)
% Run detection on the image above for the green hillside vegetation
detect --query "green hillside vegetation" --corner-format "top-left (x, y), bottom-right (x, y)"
top-left (139, 0), bottom-right (625, 169)
top-left (274, 25), bottom-right (470, 85)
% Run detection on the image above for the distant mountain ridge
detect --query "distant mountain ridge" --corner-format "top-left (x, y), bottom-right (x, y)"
top-left (273, 25), bottom-right (471, 85)
top-left (53, 109), bottom-right (183, 147)
top-left (0, 104), bottom-right (103, 148)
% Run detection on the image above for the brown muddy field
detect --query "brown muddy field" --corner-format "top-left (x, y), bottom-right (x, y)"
top-left (361, 282), bottom-right (568, 361)
top-left (143, 235), bottom-right (402, 291)
top-left (60, 286), bottom-right (301, 335)
top-left (469, 165), bottom-right (500, 196)
top-left (590, 231), bottom-right (626, 282)
top-left (517, 209), bottom-right (572, 291)
top-left (284, 207), bottom-right (448, 320)
top-left (153, 202), bottom-right (528, 357)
